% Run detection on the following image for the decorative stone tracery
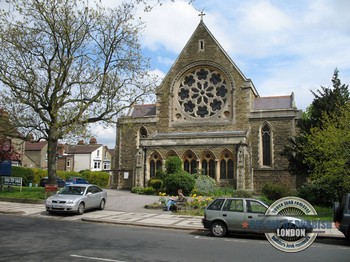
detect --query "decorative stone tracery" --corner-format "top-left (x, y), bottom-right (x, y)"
top-left (177, 68), bottom-right (228, 118)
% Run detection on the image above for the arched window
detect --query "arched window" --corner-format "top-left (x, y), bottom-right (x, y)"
top-left (201, 152), bottom-right (215, 178)
top-left (140, 126), bottom-right (148, 138)
top-left (261, 123), bottom-right (272, 166)
top-left (183, 151), bottom-right (197, 174)
top-left (149, 152), bottom-right (162, 177)
top-left (220, 151), bottom-right (234, 179)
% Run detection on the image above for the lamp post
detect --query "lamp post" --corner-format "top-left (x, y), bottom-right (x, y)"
top-left (143, 146), bottom-right (147, 187)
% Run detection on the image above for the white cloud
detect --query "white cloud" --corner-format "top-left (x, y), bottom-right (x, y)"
top-left (140, 0), bottom-right (198, 53)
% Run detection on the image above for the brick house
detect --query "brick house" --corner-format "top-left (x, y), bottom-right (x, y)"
top-left (114, 20), bottom-right (302, 191)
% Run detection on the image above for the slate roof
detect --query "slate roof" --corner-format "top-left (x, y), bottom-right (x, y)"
top-left (253, 95), bottom-right (294, 110)
top-left (66, 144), bottom-right (102, 154)
top-left (129, 104), bottom-right (156, 117)
top-left (25, 141), bottom-right (47, 151)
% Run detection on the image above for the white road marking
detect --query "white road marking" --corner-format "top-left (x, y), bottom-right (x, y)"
top-left (70, 254), bottom-right (127, 262)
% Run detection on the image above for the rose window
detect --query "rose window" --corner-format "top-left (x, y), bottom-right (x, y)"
top-left (177, 68), bottom-right (228, 118)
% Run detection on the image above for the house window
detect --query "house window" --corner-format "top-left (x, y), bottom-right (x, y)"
top-left (261, 123), bottom-right (272, 166)
top-left (97, 150), bottom-right (100, 157)
top-left (67, 158), bottom-right (70, 167)
top-left (94, 161), bottom-right (101, 169)
top-left (103, 162), bottom-right (110, 170)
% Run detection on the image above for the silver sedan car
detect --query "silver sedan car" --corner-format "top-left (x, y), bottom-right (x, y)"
top-left (45, 184), bottom-right (107, 215)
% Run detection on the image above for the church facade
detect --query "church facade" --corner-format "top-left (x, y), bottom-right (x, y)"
top-left (113, 21), bottom-right (302, 192)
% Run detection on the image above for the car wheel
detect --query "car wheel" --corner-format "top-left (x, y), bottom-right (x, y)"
top-left (99, 199), bottom-right (106, 210)
top-left (77, 202), bottom-right (85, 215)
top-left (210, 221), bottom-right (227, 237)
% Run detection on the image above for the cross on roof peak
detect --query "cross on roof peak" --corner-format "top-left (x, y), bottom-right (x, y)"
top-left (198, 10), bottom-right (206, 22)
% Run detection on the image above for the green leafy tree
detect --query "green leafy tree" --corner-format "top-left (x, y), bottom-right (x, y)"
top-left (0, 0), bottom-right (156, 185)
top-left (302, 106), bottom-right (350, 200)
top-left (283, 69), bottom-right (350, 177)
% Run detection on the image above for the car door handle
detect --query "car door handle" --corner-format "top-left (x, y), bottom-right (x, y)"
top-left (223, 214), bottom-right (227, 217)
top-left (248, 216), bottom-right (252, 219)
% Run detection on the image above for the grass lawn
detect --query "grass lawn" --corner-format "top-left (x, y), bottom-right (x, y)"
top-left (0, 186), bottom-right (46, 200)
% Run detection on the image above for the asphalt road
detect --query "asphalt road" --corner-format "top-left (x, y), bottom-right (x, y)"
top-left (1, 214), bottom-right (350, 262)
top-left (104, 189), bottom-right (161, 213)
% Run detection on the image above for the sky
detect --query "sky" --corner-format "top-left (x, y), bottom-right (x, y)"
top-left (1, 0), bottom-right (350, 148)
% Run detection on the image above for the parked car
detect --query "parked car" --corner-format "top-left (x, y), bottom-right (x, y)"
top-left (333, 193), bottom-right (350, 239)
top-left (45, 184), bottom-right (107, 215)
top-left (65, 177), bottom-right (89, 186)
top-left (202, 197), bottom-right (313, 237)
top-left (40, 177), bottom-right (66, 188)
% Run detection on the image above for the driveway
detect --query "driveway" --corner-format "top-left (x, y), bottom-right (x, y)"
top-left (104, 189), bottom-right (163, 213)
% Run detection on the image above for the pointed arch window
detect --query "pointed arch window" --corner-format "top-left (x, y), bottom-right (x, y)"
top-left (220, 152), bottom-right (234, 179)
top-left (261, 124), bottom-right (272, 166)
top-left (184, 152), bottom-right (197, 174)
top-left (140, 126), bottom-right (148, 138)
top-left (150, 153), bottom-right (162, 177)
top-left (201, 153), bottom-right (215, 178)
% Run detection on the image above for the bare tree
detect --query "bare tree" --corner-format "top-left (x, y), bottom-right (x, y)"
top-left (0, 0), bottom-right (156, 185)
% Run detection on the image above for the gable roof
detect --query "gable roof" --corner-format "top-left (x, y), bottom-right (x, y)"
top-left (159, 21), bottom-right (259, 96)
top-left (25, 141), bottom-right (47, 151)
top-left (66, 144), bottom-right (102, 154)
top-left (253, 94), bottom-right (296, 110)
top-left (129, 104), bottom-right (156, 117)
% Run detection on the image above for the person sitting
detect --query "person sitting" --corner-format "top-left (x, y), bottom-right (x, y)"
top-left (164, 189), bottom-right (185, 211)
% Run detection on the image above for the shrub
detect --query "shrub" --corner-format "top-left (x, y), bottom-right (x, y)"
top-left (262, 182), bottom-right (291, 201)
top-left (80, 170), bottom-right (109, 187)
top-left (155, 169), bottom-right (167, 181)
top-left (232, 189), bottom-right (253, 198)
top-left (192, 175), bottom-right (217, 195)
top-left (163, 171), bottom-right (195, 195)
top-left (11, 166), bottom-right (35, 186)
top-left (165, 156), bottom-right (182, 174)
top-left (143, 186), bottom-right (156, 195)
top-left (131, 186), bottom-right (145, 194)
top-left (32, 168), bottom-right (48, 184)
top-left (148, 178), bottom-right (163, 191)
top-left (57, 171), bottom-right (81, 180)
top-left (297, 180), bottom-right (338, 206)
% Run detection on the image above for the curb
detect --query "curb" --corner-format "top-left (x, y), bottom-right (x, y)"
top-left (0, 197), bottom-right (45, 204)
top-left (81, 217), bottom-right (205, 232)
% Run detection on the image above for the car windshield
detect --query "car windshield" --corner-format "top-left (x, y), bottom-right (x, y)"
top-left (59, 186), bottom-right (85, 195)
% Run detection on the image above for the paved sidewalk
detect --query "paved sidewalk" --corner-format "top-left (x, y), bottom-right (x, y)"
top-left (0, 199), bottom-right (345, 239)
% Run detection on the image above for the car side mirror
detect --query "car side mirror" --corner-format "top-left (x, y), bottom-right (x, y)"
top-left (87, 192), bottom-right (92, 196)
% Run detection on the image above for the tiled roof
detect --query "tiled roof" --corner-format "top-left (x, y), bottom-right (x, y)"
top-left (66, 144), bottom-right (102, 154)
top-left (253, 95), bottom-right (294, 110)
top-left (129, 104), bottom-right (156, 117)
top-left (25, 141), bottom-right (47, 151)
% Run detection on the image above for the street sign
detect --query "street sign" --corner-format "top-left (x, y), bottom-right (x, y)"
top-left (0, 160), bottom-right (12, 176)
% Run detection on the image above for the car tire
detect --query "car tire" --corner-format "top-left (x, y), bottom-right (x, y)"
top-left (210, 221), bottom-right (227, 237)
top-left (77, 202), bottom-right (85, 215)
top-left (99, 199), bottom-right (106, 210)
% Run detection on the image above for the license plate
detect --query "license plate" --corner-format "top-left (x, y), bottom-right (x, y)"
top-left (52, 204), bottom-right (62, 208)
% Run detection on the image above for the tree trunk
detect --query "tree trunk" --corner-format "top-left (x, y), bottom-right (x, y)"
top-left (47, 130), bottom-right (58, 186)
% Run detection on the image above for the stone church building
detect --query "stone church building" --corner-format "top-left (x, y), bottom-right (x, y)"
top-left (113, 20), bottom-right (302, 191)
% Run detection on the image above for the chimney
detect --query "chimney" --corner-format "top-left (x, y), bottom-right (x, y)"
top-left (89, 137), bottom-right (97, 144)
top-left (77, 140), bottom-right (85, 145)
top-left (57, 144), bottom-right (65, 156)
